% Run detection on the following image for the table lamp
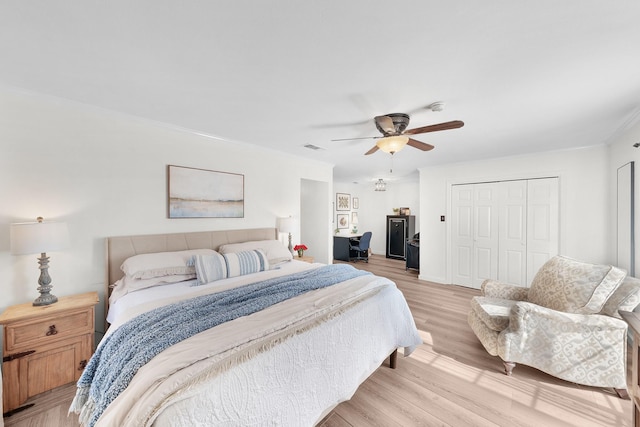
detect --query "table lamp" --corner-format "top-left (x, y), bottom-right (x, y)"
top-left (10, 217), bottom-right (70, 306)
top-left (277, 216), bottom-right (296, 254)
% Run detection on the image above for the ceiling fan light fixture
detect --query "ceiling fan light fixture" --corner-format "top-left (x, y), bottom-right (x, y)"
top-left (376, 135), bottom-right (409, 154)
top-left (374, 178), bottom-right (386, 192)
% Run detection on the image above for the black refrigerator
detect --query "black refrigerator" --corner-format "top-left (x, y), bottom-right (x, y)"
top-left (386, 215), bottom-right (415, 260)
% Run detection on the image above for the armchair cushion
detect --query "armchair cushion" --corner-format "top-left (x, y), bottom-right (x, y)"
top-left (527, 255), bottom-right (626, 314)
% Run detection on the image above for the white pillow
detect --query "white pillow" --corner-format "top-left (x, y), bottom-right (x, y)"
top-left (121, 249), bottom-right (216, 279)
top-left (109, 273), bottom-right (196, 303)
top-left (218, 240), bottom-right (292, 266)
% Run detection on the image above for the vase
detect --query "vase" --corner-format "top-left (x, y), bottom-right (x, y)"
top-left (297, 250), bottom-right (304, 257)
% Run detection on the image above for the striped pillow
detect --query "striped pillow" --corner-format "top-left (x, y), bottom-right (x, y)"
top-left (224, 249), bottom-right (269, 278)
top-left (191, 252), bottom-right (228, 285)
top-left (192, 249), bottom-right (269, 285)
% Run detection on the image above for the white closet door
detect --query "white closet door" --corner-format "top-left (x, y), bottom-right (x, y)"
top-left (526, 178), bottom-right (559, 283)
top-left (473, 183), bottom-right (499, 288)
top-left (451, 177), bottom-right (559, 289)
top-left (451, 185), bottom-right (474, 286)
top-left (498, 180), bottom-right (527, 286)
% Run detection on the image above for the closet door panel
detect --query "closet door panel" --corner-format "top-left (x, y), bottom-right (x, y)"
top-left (450, 178), bottom-right (559, 289)
top-left (454, 246), bottom-right (472, 282)
top-left (475, 247), bottom-right (495, 284)
top-left (451, 185), bottom-right (474, 286)
top-left (499, 180), bottom-right (527, 286)
top-left (472, 183), bottom-right (499, 288)
top-left (527, 178), bottom-right (559, 283)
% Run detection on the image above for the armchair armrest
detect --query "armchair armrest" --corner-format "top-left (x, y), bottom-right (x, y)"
top-left (500, 301), bottom-right (629, 389)
top-left (508, 301), bottom-right (628, 333)
top-left (481, 279), bottom-right (529, 301)
top-left (504, 300), bottom-right (628, 361)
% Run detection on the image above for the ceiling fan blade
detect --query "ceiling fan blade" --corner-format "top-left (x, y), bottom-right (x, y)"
top-left (404, 120), bottom-right (464, 135)
top-left (365, 145), bottom-right (379, 155)
top-left (331, 135), bottom-right (378, 142)
top-left (374, 115), bottom-right (396, 134)
top-left (407, 138), bottom-right (435, 151)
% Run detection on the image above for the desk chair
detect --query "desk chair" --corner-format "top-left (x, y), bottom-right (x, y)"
top-left (349, 232), bottom-right (372, 263)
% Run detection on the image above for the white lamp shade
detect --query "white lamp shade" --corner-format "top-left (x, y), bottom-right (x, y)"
top-left (277, 216), bottom-right (296, 233)
top-left (376, 135), bottom-right (409, 154)
top-left (10, 220), bottom-right (70, 255)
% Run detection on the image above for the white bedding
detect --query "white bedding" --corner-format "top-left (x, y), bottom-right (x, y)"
top-left (95, 260), bottom-right (421, 426)
top-left (106, 260), bottom-right (314, 325)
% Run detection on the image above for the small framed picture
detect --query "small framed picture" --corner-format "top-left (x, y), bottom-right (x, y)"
top-left (337, 214), bottom-right (349, 229)
top-left (352, 197), bottom-right (359, 210)
top-left (400, 207), bottom-right (411, 215)
top-left (336, 193), bottom-right (350, 211)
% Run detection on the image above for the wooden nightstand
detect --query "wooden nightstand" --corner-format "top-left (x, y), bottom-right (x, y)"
top-left (1, 291), bottom-right (99, 416)
top-left (296, 255), bottom-right (315, 263)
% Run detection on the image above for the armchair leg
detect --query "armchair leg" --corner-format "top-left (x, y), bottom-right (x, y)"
top-left (614, 388), bottom-right (630, 400)
top-left (503, 361), bottom-right (516, 376)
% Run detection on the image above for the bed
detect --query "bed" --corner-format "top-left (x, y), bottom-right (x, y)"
top-left (70, 228), bottom-right (422, 426)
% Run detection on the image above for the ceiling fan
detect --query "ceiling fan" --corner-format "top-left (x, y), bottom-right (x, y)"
top-left (332, 113), bottom-right (464, 155)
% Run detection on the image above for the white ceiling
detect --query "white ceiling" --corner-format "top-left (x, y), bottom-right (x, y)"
top-left (2, 1), bottom-right (640, 184)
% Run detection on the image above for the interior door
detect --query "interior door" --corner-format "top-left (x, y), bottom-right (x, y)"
top-left (451, 177), bottom-right (559, 289)
top-left (498, 180), bottom-right (527, 285)
top-left (451, 185), bottom-right (474, 286)
top-left (472, 183), bottom-right (499, 288)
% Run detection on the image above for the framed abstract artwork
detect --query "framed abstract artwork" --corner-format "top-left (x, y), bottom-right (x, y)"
top-left (337, 214), bottom-right (349, 229)
top-left (168, 165), bottom-right (244, 218)
top-left (352, 197), bottom-right (359, 210)
top-left (336, 193), bottom-right (350, 211)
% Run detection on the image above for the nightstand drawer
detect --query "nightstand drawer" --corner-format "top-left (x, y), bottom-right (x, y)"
top-left (5, 308), bottom-right (93, 353)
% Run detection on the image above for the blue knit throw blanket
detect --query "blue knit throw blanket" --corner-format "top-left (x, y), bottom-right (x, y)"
top-left (73, 264), bottom-right (370, 427)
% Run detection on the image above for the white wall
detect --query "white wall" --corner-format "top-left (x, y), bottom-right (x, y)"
top-left (333, 180), bottom-right (420, 256)
top-left (419, 145), bottom-right (610, 284)
top-left (301, 178), bottom-right (331, 264)
top-left (0, 88), bottom-right (333, 329)
top-left (609, 116), bottom-right (640, 277)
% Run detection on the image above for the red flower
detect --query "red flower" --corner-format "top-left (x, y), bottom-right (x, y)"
top-left (294, 244), bottom-right (308, 251)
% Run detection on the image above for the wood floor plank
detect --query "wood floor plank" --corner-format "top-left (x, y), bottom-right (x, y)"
top-left (4, 254), bottom-right (633, 426)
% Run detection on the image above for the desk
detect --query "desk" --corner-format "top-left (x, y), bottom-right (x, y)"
top-left (333, 234), bottom-right (361, 261)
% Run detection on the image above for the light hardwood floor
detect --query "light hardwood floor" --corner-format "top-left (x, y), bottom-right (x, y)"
top-left (3, 255), bottom-right (633, 426)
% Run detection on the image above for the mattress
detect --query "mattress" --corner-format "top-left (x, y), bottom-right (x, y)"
top-left (75, 260), bottom-right (422, 426)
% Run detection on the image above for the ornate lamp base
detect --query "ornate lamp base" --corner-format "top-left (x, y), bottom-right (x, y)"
top-left (33, 252), bottom-right (58, 306)
top-left (33, 291), bottom-right (58, 306)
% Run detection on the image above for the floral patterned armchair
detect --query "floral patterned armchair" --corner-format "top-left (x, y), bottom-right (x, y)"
top-left (468, 255), bottom-right (640, 398)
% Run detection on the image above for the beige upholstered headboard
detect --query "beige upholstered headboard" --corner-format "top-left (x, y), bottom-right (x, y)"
top-left (105, 227), bottom-right (278, 299)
